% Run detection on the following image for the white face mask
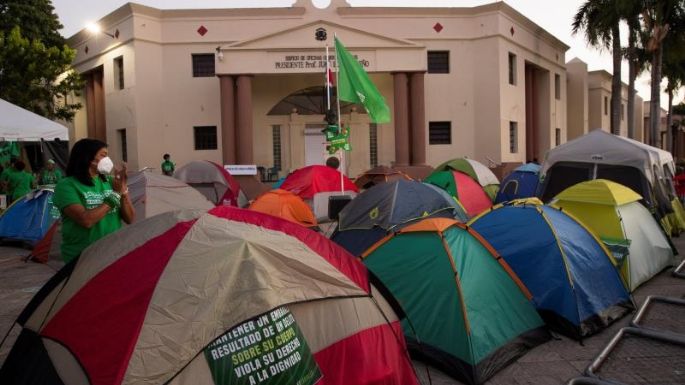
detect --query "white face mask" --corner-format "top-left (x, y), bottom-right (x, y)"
top-left (96, 156), bottom-right (114, 175)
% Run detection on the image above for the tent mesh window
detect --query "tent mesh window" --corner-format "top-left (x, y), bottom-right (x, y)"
top-left (632, 296), bottom-right (685, 335)
top-left (588, 328), bottom-right (685, 384)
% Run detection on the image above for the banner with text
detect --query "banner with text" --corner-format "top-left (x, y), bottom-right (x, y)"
top-left (204, 306), bottom-right (322, 385)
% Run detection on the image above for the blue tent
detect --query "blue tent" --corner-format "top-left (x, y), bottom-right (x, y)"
top-left (469, 200), bottom-right (633, 339)
top-left (332, 180), bottom-right (467, 256)
top-left (0, 189), bottom-right (59, 245)
top-left (494, 163), bottom-right (540, 203)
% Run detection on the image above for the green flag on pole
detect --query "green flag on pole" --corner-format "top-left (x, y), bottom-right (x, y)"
top-left (335, 37), bottom-right (391, 123)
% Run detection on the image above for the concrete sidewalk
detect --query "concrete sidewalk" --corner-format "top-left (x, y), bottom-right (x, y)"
top-left (0, 238), bottom-right (683, 384)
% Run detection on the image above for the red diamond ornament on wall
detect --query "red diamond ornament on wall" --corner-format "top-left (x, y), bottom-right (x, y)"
top-left (84, 46), bottom-right (89, 54)
top-left (433, 22), bottom-right (443, 33)
top-left (197, 25), bottom-right (208, 36)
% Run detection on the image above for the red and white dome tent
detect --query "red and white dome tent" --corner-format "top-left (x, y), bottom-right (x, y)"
top-left (174, 160), bottom-right (248, 207)
top-left (1, 207), bottom-right (418, 385)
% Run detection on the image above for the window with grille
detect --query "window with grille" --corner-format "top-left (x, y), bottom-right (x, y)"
top-left (272, 125), bottom-right (282, 171)
top-left (192, 54), bottom-right (215, 77)
top-left (555, 128), bottom-right (561, 146)
top-left (555, 74), bottom-right (561, 100)
top-left (604, 96), bottom-right (608, 115)
top-left (508, 53), bottom-right (517, 85)
top-left (118, 129), bottom-right (127, 162)
top-left (369, 123), bottom-right (378, 167)
top-left (194, 126), bottom-right (217, 150)
top-left (429, 121), bottom-right (451, 144)
top-left (114, 56), bottom-right (124, 90)
top-left (427, 51), bottom-right (449, 74)
top-left (510, 122), bottom-right (518, 153)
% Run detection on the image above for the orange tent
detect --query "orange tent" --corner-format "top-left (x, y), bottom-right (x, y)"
top-left (249, 189), bottom-right (317, 227)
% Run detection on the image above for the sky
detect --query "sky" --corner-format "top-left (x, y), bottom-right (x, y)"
top-left (50, 0), bottom-right (683, 107)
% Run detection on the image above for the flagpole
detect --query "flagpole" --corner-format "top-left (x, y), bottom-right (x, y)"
top-left (334, 34), bottom-right (345, 195)
top-left (325, 45), bottom-right (331, 111)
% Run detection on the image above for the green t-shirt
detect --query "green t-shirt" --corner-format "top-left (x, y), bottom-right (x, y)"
top-left (7, 170), bottom-right (34, 201)
top-left (53, 176), bottom-right (122, 263)
top-left (40, 168), bottom-right (63, 186)
top-left (0, 167), bottom-right (16, 193)
top-left (161, 160), bottom-right (175, 175)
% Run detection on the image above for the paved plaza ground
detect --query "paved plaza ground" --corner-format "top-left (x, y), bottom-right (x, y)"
top-left (1, 236), bottom-right (684, 385)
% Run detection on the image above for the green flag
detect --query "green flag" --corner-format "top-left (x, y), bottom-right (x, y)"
top-left (0, 142), bottom-right (20, 165)
top-left (335, 37), bottom-right (391, 123)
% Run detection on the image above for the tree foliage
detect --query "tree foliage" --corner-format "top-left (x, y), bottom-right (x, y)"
top-left (0, 0), bottom-right (83, 121)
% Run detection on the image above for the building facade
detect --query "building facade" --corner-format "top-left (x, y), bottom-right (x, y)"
top-left (66, 0), bottom-right (569, 178)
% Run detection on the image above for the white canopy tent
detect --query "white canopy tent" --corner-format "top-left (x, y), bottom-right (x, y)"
top-left (0, 98), bottom-right (68, 141)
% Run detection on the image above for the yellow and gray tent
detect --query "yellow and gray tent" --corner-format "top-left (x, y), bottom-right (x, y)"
top-left (552, 179), bottom-right (675, 291)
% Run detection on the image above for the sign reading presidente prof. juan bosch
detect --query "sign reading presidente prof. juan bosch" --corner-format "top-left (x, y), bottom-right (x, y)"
top-left (204, 307), bottom-right (322, 385)
top-left (271, 52), bottom-right (373, 72)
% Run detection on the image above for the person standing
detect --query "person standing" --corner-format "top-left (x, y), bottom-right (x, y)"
top-left (53, 139), bottom-right (135, 263)
top-left (38, 159), bottom-right (63, 186)
top-left (6, 160), bottom-right (35, 203)
top-left (161, 153), bottom-right (175, 176)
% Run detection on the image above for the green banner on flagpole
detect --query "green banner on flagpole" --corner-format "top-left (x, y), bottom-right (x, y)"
top-left (335, 37), bottom-right (391, 124)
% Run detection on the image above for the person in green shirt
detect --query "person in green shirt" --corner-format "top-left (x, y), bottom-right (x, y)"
top-left (38, 159), bottom-right (63, 186)
top-left (53, 139), bottom-right (135, 263)
top-left (6, 160), bottom-right (35, 203)
top-left (0, 157), bottom-right (18, 194)
top-left (161, 153), bottom-right (175, 176)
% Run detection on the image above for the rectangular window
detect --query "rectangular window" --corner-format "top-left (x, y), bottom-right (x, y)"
top-left (429, 121), bottom-right (451, 145)
top-left (194, 126), bottom-right (217, 150)
top-left (604, 96), bottom-right (608, 115)
top-left (113, 56), bottom-right (124, 90)
top-left (621, 103), bottom-right (625, 121)
top-left (554, 73), bottom-right (561, 100)
top-left (118, 129), bottom-right (127, 162)
top-left (508, 53), bottom-right (517, 85)
top-left (509, 122), bottom-right (518, 153)
top-left (272, 125), bottom-right (282, 171)
top-left (192, 54), bottom-right (215, 77)
top-left (427, 51), bottom-right (449, 74)
top-left (555, 128), bottom-right (561, 146)
top-left (369, 123), bottom-right (378, 167)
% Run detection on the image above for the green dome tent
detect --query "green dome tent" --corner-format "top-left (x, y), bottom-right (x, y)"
top-left (361, 217), bottom-right (549, 384)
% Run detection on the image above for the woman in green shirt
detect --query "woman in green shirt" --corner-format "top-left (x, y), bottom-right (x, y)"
top-left (53, 139), bottom-right (135, 263)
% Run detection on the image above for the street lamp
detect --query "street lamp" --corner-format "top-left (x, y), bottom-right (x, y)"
top-left (86, 22), bottom-right (119, 39)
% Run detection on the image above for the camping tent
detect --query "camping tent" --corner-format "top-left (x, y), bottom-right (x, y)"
top-left (248, 188), bottom-right (317, 228)
top-left (540, 129), bottom-right (659, 205)
top-left (434, 158), bottom-right (500, 200)
top-left (2, 207), bottom-right (419, 385)
top-left (280, 165), bottom-right (358, 222)
top-left (552, 180), bottom-right (675, 291)
top-left (361, 217), bottom-right (549, 384)
top-left (173, 160), bottom-right (248, 207)
top-left (0, 98), bottom-right (68, 141)
top-left (424, 170), bottom-right (492, 217)
top-left (494, 163), bottom-right (541, 203)
top-left (469, 199), bottom-right (633, 339)
top-left (332, 180), bottom-right (467, 256)
top-left (0, 98), bottom-right (69, 170)
top-left (354, 165), bottom-right (412, 189)
top-left (29, 172), bottom-right (214, 263)
top-left (0, 189), bottom-right (59, 245)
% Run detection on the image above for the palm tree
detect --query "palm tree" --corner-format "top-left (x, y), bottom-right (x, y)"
top-left (622, 1), bottom-right (648, 139)
top-left (643, 0), bottom-right (685, 147)
top-left (573, 0), bottom-right (624, 135)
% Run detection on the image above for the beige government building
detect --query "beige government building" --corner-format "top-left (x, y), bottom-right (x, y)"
top-left (65, 0), bottom-right (648, 181)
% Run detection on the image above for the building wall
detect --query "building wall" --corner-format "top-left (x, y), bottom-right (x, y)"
top-left (566, 58), bottom-right (588, 140)
top-left (67, 1), bottom-right (569, 175)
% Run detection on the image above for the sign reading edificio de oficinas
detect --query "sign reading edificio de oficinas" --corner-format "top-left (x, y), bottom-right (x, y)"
top-left (204, 307), bottom-right (322, 385)
top-left (272, 53), bottom-right (371, 71)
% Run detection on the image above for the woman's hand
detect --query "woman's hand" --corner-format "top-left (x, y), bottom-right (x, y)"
top-left (112, 163), bottom-right (128, 193)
